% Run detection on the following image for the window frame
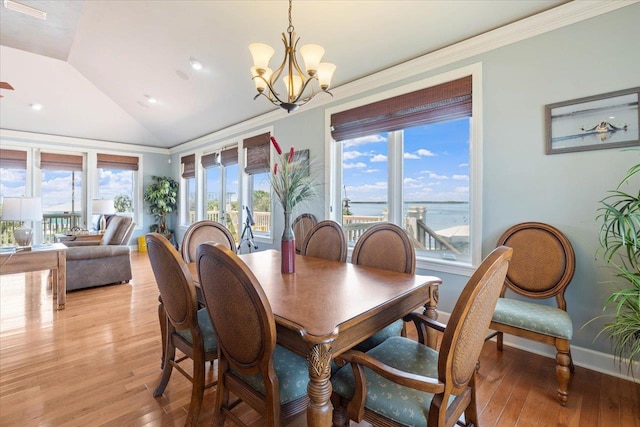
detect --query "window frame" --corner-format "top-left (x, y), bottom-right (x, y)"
top-left (326, 64), bottom-right (482, 275)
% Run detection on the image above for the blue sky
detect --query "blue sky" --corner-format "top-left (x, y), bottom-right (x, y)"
top-left (343, 118), bottom-right (470, 202)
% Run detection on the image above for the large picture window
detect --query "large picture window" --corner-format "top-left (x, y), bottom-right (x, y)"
top-left (97, 154), bottom-right (138, 227)
top-left (330, 71), bottom-right (479, 269)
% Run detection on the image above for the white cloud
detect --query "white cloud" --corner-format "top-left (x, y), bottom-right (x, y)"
top-left (453, 174), bottom-right (469, 181)
top-left (428, 172), bottom-right (448, 180)
top-left (404, 152), bottom-right (420, 159)
top-left (403, 177), bottom-right (422, 188)
top-left (344, 162), bottom-right (367, 169)
top-left (459, 162), bottom-right (469, 168)
top-left (370, 154), bottom-right (387, 162)
top-left (416, 149), bottom-right (436, 157)
top-left (365, 169), bottom-right (379, 173)
top-left (343, 150), bottom-right (366, 160)
top-left (343, 134), bottom-right (387, 148)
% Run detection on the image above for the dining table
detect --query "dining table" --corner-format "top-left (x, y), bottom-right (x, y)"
top-left (188, 249), bottom-right (442, 427)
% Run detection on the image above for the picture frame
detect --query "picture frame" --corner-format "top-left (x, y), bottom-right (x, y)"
top-left (293, 149), bottom-right (310, 176)
top-left (545, 87), bottom-right (640, 154)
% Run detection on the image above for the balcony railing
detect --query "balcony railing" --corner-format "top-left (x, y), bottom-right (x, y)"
top-left (1, 212), bottom-right (83, 245)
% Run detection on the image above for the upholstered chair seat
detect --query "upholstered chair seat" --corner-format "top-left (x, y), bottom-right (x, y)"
top-left (492, 298), bottom-right (572, 340)
top-left (232, 345), bottom-right (309, 405)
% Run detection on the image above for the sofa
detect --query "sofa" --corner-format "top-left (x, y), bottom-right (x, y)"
top-left (64, 215), bottom-right (135, 291)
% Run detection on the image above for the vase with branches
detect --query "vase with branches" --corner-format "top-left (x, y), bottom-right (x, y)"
top-left (595, 158), bottom-right (640, 375)
top-left (269, 136), bottom-right (316, 273)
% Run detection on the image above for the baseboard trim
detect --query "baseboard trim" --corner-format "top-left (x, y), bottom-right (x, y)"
top-left (436, 312), bottom-right (639, 383)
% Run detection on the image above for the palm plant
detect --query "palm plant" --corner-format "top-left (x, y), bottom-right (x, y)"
top-left (596, 159), bottom-right (640, 374)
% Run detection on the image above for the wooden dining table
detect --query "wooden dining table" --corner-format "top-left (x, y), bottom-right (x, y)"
top-left (188, 249), bottom-right (442, 427)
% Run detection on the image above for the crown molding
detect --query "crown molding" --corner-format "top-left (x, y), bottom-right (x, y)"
top-left (0, 128), bottom-right (169, 154)
top-left (171, 0), bottom-right (637, 155)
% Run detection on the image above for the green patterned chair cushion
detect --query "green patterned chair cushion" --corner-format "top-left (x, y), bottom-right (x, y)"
top-left (175, 308), bottom-right (218, 352)
top-left (354, 319), bottom-right (404, 352)
top-left (333, 336), bottom-right (454, 426)
top-left (233, 345), bottom-right (309, 404)
top-left (492, 298), bottom-right (573, 339)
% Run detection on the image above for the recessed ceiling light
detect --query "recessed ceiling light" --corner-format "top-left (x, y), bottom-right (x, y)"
top-left (189, 58), bottom-right (203, 71)
top-left (30, 103), bottom-right (42, 111)
top-left (144, 95), bottom-right (157, 104)
top-left (3, 0), bottom-right (47, 20)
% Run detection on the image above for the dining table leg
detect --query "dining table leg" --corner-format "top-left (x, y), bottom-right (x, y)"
top-left (424, 285), bottom-right (440, 349)
top-left (306, 342), bottom-right (333, 427)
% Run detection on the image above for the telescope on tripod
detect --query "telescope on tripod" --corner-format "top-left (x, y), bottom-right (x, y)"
top-left (237, 206), bottom-right (258, 252)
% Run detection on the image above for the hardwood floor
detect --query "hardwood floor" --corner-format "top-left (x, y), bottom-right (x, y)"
top-left (1, 251), bottom-right (638, 426)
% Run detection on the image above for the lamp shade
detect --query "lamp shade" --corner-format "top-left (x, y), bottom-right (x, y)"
top-left (1, 197), bottom-right (43, 221)
top-left (92, 199), bottom-right (115, 215)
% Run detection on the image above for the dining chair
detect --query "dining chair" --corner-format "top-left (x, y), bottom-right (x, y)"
top-left (196, 242), bottom-right (309, 426)
top-left (180, 220), bottom-right (237, 310)
top-left (487, 222), bottom-right (576, 405)
top-left (293, 213), bottom-right (318, 254)
top-left (181, 220), bottom-right (236, 263)
top-left (146, 233), bottom-right (218, 427)
top-left (300, 220), bottom-right (347, 262)
top-left (351, 222), bottom-right (416, 351)
top-left (331, 246), bottom-right (513, 427)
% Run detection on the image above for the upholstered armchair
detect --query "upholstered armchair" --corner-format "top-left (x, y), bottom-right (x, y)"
top-left (64, 215), bottom-right (135, 291)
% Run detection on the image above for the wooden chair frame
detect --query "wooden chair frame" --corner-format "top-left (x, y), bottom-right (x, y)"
top-left (300, 220), bottom-right (347, 262)
top-left (196, 243), bottom-right (308, 426)
top-left (293, 213), bottom-right (318, 254)
top-left (146, 233), bottom-right (217, 427)
top-left (332, 246), bottom-right (513, 427)
top-left (487, 221), bottom-right (576, 405)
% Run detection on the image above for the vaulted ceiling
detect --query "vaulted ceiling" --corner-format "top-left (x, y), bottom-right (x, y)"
top-left (0, 0), bottom-right (574, 149)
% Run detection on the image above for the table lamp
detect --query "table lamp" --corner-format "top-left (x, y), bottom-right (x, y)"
top-left (92, 199), bottom-right (115, 233)
top-left (1, 197), bottom-right (43, 247)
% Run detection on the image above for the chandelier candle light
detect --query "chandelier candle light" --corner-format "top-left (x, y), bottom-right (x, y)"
top-left (249, 0), bottom-right (336, 113)
top-left (270, 136), bottom-right (316, 273)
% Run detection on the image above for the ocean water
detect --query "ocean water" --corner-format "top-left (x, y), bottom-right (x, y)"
top-left (346, 201), bottom-right (469, 232)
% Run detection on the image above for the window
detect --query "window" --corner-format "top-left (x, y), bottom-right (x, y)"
top-left (243, 133), bottom-right (271, 236)
top-left (220, 147), bottom-right (240, 240)
top-left (331, 73), bottom-right (478, 268)
top-left (40, 152), bottom-right (84, 241)
top-left (181, 154), bottom-right (196, 225)
top-left (96, 154), bottom-right (138, 227)
top-left (0, 149), bottom-right (28, 244)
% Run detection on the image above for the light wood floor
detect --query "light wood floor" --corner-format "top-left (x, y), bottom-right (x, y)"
top-left (1, 251), bottom-right (638, 426)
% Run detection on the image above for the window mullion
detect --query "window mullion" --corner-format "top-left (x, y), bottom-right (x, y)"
top-left (388, 131), bottom-right (403, 225)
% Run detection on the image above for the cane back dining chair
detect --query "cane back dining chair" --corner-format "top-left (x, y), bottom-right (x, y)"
top-left (331, 246), bottom-right (513, 427)
top-left (181, 220), bottom-right (236, 262)
top-left (196, 242), bottom-right (309, 426)
top-left (487, 222), bottom-right (575, 405)
top-left (146, 233), bottom-right (218, 427)
top-left (300, 220), bottom-right (348, 262)
top-left (351, 222), bottom-right (416, 352)
top-left (293, 213), bottom-right (318, 254)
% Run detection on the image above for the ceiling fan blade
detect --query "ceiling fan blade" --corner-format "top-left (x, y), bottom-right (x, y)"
top-left (0, 82), bottom-right (15, 90)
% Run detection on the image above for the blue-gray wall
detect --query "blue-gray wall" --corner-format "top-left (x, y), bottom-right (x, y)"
top-left (172, 4), bottom-right (640, 360)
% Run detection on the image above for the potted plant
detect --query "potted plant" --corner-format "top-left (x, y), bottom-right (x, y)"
top-left (596, 158), bottom-right (640, 374)
top-left (113, 194), bottom-right (133, 213)
top-left (144, 176), bottom-right (179, 235)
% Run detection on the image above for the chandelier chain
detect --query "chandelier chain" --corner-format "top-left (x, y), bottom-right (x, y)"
top-left (287, 0), bottom-right (294, 33)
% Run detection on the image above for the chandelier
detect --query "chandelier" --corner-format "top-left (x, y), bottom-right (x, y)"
top-left (249, 0), bottom-right (336, 113)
